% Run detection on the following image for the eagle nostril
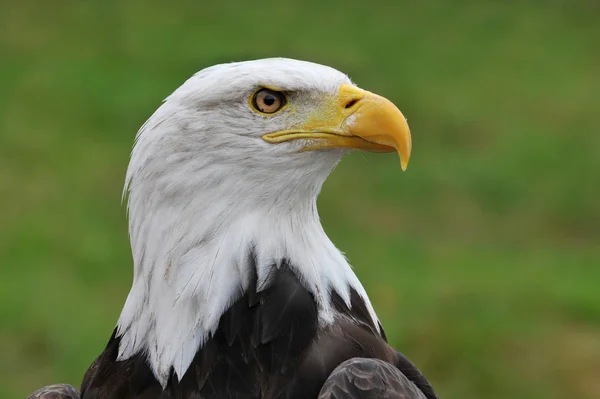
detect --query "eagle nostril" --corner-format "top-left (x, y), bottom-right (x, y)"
top-left (344, 99), bottom-right (360, 109)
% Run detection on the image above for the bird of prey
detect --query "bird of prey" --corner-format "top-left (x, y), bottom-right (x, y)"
top-left (28, 58), bottom-right (438, 399)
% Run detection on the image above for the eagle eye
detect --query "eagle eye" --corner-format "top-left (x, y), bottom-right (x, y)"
top-left (251, 88), bottom-right (286, 114)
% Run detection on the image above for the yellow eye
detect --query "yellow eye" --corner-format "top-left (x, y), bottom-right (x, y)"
top-left (251, 88), bottom-right (286, 114)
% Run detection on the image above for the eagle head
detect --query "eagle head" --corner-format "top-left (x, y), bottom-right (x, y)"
top-left (117, 58), bottom-right (411, 384)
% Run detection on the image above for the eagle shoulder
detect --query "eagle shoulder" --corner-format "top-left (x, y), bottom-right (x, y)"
top-left (27, 384), bottom-right (80, 399)
top-left (317, 358), bottom-right (427, 399)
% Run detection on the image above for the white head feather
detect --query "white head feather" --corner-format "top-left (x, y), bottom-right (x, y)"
top-left (116, 58), bottom-right (379, 386)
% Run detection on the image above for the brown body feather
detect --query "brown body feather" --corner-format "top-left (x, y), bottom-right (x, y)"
top-left (29, 258), bottom-right (438, 399)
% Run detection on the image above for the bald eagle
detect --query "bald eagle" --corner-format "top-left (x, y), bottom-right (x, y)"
top-left (29, 58), bottom-right (438, 399)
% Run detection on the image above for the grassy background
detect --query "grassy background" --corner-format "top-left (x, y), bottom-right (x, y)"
top-left (1, 1), bottom-right (599, 398)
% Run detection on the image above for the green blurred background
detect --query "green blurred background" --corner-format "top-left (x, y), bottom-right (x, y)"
top-left (1, 1), bottom-right (599, 398)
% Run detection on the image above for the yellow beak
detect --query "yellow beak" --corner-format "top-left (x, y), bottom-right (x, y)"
top-left (262, 84), bottom-right (412, 170)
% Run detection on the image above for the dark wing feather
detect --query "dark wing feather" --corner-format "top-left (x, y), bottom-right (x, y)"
top-left (27, 384), bottom-right (80, 399)
top-left (317, 358), bottom-right (427, 399)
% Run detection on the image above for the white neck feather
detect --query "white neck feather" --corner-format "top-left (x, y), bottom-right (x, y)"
top-left (116, 187), bottom-right (376, 386)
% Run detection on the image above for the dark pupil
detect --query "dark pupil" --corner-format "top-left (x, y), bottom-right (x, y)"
top-left (263, 94), bottom-right (276, 106)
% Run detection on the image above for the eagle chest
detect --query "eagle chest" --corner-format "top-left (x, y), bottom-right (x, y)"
top-left (81, 261), bottom-right (388, 399)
